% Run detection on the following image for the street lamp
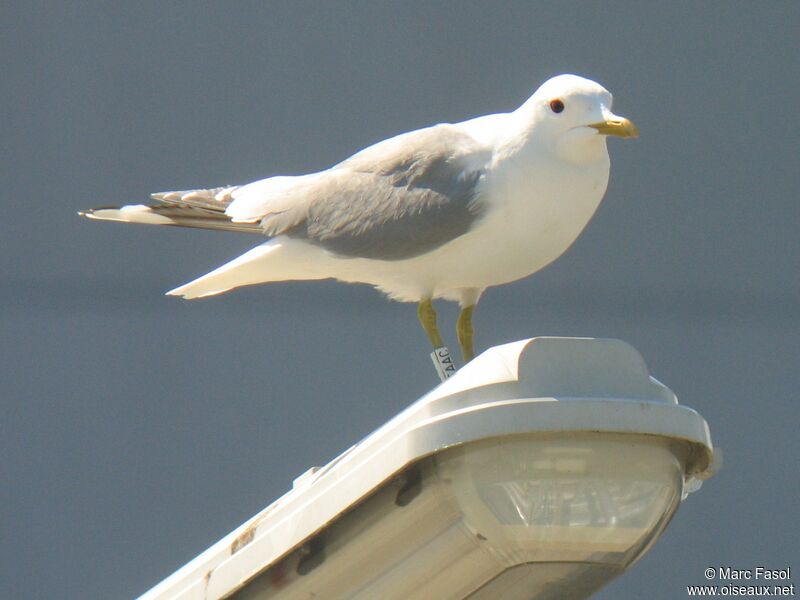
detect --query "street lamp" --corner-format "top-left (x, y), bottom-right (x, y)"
top-left (140, 337), bottom-right (716, 600)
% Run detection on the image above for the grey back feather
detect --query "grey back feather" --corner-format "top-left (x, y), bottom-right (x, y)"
top-left (269, 125), bottom-right (489, 260)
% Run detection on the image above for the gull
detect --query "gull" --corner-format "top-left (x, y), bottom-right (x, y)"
top-left (80, 74), bottom-right (637, 364)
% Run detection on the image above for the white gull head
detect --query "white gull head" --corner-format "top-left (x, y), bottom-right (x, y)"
top-left (510, 74), bottom-right (638, 164)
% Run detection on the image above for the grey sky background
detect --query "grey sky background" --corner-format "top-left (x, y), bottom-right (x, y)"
top-left (2, 2), bottom-right (798, 598)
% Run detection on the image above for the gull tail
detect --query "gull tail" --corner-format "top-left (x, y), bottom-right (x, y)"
top-left (78, 186), bottom-right (262, 235)
top-left (166, 240), bottom-right (328, 299)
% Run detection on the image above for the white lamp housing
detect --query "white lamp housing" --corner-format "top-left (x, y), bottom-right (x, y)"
top-left (140, 337), bottom-right (716, 600)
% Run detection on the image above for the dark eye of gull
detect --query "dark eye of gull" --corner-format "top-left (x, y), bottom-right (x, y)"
top-left (549, 99), bottom-right (565, 113)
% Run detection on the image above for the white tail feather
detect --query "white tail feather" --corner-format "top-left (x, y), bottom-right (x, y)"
top-left (166, 243), bottom-right (282, 299)
top-left (166, 241), bottom-right (332, 299)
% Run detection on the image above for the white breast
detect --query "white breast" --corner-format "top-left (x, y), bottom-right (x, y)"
top-left (321, 151), bottom-right (609, 303)
top-left (431, 150), bottom-right (610, 290)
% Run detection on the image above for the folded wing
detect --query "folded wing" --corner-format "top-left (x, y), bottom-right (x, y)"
top-left (80, 124), bottom-right (491, 261)
top-left (228, 123), bottom-right (490, 260)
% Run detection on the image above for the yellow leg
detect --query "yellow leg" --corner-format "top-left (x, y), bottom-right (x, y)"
top-left (457, 305), bottom-right (475, 362)
top-left (418, 299), bottom-right (444, 348)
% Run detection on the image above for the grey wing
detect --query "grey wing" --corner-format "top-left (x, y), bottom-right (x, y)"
top-left (277, 125), bottom-right (490, 260)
